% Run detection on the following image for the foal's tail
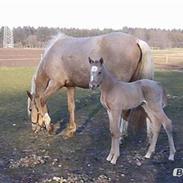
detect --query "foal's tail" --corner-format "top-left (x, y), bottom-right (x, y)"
top-left (128, 40), bottom-right (154, 134)
top-left (162, 86), bottom-right (168, 108)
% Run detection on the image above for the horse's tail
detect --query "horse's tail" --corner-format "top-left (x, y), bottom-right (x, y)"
top-left (131, 39), bottom-right (154, 81)
top-left (128, 39), bottom-right (154, 134)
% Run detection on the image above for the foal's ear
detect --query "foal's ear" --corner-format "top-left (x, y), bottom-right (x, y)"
top-left (26, 91), bottom-right (32, 100)
top-left (99, 57), bottom-right (104, 65)
top-left (88, 57), bottom-right (94, 64)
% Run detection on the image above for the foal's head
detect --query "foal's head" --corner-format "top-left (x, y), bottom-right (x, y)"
top-left (88, 57), bottom-right (104, 90)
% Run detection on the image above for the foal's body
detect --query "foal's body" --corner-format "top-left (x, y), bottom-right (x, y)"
top-left (89, 58), bottom-right (176, 164)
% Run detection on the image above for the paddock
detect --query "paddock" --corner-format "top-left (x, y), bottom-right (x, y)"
top-left (0, 48), bottom-right (183, 182)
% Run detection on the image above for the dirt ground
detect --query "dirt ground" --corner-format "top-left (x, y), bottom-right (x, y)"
top-left (0, 48), bottom-right (42, 67)
top-left (1, 48), bottom-right (183, 71)
top-left (0, 48), bottom-right (183, 183)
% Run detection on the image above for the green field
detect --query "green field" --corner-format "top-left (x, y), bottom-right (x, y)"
top-left (0, 67), bottom-right (183, 183)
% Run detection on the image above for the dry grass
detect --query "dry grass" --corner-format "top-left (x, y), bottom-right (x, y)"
top-left (152, 48), bottom-right (183, 70)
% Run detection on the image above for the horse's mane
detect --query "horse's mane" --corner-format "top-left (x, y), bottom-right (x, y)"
top-left (31, 33), bottom-right (69, 94)
top-left (43, 32), bottom-right (69, 57)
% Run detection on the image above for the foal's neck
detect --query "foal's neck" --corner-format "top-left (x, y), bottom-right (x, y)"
top-left (100, 66), bottom-right (116, 92)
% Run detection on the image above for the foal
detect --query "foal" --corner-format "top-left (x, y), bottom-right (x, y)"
top-left (88, 57), bottom-right (176, 164)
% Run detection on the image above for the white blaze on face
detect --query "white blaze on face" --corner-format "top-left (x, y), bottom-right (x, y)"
top-left (90, 66), bottom-right (98, 81)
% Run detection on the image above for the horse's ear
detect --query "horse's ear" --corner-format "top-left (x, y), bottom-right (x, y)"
top-left (99, 57), bottom-right (104, 65)
top-left (26, 91), bottom-right (32, 100)
top-left (88, 57), bottom-right (93, 64)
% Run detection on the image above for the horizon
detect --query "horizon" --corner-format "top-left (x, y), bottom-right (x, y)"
top-left (2, 26), bottom-right (183, 31)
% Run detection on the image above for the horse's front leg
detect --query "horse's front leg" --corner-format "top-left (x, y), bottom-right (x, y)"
top-left (62, 87), bottom-right (76, 139)
top-left (42, 80), bottom-right (63, 133)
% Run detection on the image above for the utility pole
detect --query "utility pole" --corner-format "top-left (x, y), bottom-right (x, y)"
top-left (3, 26), bottom-right (14, 48)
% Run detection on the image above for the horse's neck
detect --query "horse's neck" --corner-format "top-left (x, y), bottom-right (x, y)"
top-left (33, 66), bottom-right (47, 96)
top-left (100, 66), bottom-right (116, 93)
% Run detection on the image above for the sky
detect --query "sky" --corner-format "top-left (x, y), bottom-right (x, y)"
top-left (0, 0), bottom-right (183, 30)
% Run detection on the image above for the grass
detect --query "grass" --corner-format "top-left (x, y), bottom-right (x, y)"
top-left (0, 67), bottom-right (183, 182)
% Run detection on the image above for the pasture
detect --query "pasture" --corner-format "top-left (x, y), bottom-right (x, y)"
top-left (0, 48), bottom-right (183, 183)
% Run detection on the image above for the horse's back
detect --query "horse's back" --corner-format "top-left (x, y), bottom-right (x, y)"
top-left (40, 32), bottom-right (142, 87)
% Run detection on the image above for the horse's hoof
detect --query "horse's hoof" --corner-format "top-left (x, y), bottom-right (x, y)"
top-left (61, 129), bottom-right (75, 139)
top-left (48, 123), bottom-right (54, 134)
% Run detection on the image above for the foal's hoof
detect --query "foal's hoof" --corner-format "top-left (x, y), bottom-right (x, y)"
top-left (144, 153), bottom-right (151, 159)
top-left (61, 129), bottom-right (75, 139)
top-left (168, 155), bottom-right (175, 161)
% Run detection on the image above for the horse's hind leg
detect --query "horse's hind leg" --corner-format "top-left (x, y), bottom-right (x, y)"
top-left (62, 87), bottom-right (76, 139)
top-left (160, 112), bottom-right (176, 160)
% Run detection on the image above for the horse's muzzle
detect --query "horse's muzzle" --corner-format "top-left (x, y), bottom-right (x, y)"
top-left (89, 83), bottom-right (98, 90)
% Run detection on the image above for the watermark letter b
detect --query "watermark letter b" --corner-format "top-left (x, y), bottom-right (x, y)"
top-left (173, 168), bottom-right (183, 177)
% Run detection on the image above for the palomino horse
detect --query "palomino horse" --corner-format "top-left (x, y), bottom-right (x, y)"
top-left (27, 32), bottom-right (154, 138)
top-left (88, 57), bottom-right (176, 164)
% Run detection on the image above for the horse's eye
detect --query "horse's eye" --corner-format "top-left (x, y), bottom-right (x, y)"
top-left (98, 72), bottom-right (101, 75)
top-left (29, 108), bottom-right (32, 112)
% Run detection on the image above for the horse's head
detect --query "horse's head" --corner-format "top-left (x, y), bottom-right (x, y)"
top-left (88, 57), bottom-right (104, 90)
top-left (27, 91), bottom-right (54, 134)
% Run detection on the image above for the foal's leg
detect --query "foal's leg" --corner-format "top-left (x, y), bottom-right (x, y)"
top-left (145, 117), bottom-right (161, 159)
top-left (143, 106), bottom-right (161, 159)
top-left (62, 87), bottom-right (77, 139)
top-left (146, 117), bottom-right (153, 145)
top-left (159, 110), bottom-right (176, 160)
top-left (106, 109), bottom-right (122, 164)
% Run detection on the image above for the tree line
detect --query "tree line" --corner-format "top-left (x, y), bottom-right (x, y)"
top-left (0, 26), bottom-right (183, 49)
